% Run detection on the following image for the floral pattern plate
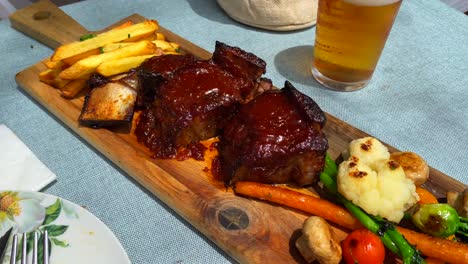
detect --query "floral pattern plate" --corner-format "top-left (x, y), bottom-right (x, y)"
top-left (0, 191), bottom-right (130, 264)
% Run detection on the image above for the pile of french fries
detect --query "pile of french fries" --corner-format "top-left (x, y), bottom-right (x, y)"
top-left (39, 20), bottom-right (181, 98)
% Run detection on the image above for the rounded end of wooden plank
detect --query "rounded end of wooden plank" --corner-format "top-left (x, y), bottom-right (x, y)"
top-left (9, 0), bottom-right (87, 48)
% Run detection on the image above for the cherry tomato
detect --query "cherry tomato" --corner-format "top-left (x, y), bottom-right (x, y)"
top-left (342, 229), bottom-right (385, 264)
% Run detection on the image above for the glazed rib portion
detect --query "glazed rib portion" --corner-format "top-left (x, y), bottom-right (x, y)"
top-left (212, 41), bottom-right (266, 99)
top-left (136, 54), bottom-right (198, 108)
top-left (135, 42), bottom-right (267, 158)
top-left (219, 81), bottom-right (328, 186)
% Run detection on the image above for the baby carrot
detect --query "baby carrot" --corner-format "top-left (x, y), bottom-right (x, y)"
top-left (397, 226), bottom-right (468, 264)
top-left (233, 181), bottom-right (362, 230)
top-left (424, 258), bottom-right (445, 264)
top-left (416, 186), bottom-right (439, 204)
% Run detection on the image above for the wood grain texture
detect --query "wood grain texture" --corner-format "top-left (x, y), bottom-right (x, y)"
top-left (12, 1), bottom-right (466, 263)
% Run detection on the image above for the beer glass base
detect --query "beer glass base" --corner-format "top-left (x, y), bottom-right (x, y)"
top-left (312, 67), bottom-right (369, 92)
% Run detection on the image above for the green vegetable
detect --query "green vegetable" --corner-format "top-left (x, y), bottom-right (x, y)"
top-left (323, 153), bottom-right (338, 178)
top-left (459, 218), bottom-right (468, 238)
top-left (411, 203), bottom-right (468, 239)
top-left (320, 154), bottom-right (425, 264)
top-left (79, 34), bottom-right (96, 41)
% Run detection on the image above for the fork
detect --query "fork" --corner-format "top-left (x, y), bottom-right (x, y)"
top-left (10, 230), bottom-right (49, 264)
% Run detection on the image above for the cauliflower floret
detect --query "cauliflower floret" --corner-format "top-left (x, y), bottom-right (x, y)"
top-left (344, 137), bottom-right (390, 171)
top-left (337, 138), bottom-right (419, 223)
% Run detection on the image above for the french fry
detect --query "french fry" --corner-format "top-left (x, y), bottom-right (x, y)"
top-left (42, 58), bottom-right (65, 69)
top-left (112, 21), bottom-right (134, 30)
top-left (169, 42), bottom-right (180, 51)
top-left (122, 31), bottom-right (156, 42)
top-left (62, 48), bottom-right (101, 66)
top-left (59, 21), bottom-right (134, 65)
top-left (155, 33), bottom-right (165, 40)
top-left (39, 68), bottom-right (70, 89)
top-left (96, 54), bottom-right (156, 77)
top-left (164, 51), bottom-right (182, 55)
top-left (39, 68), bottom-right (58, 79)
top-left (126, 32), bottom-right (166, 42)
top-left (102, 39), bottom-right (176, 53)
top-left (137, 34), bottom-right (158, 42)
top-left (152, 40), bottom-right (176, 51)
top-left (60, 79), bottom-right (88, 98)
top-left (39, 68), bottom-right (59, 84)
top-left (51, 20), bottom-right (158, 61)
top-left (59, 40), bottom-right (157, 80)
top-left (101, 42), bottom-right (132, 53)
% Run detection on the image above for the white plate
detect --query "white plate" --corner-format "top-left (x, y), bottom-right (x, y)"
top-left (0, 191), bottom-right (130, 264)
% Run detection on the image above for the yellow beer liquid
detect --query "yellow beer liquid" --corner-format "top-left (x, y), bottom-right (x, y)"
top-left (313, 0), bottom-right (402, 83)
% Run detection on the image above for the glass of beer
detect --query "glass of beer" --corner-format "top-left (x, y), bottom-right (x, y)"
top-left (312, 0), bottom-right (403, 91)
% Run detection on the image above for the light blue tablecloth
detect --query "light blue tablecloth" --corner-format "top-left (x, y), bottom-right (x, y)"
top-left (0, 0), bottom-right (467, 263)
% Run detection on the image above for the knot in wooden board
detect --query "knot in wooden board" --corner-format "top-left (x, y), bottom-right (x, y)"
top-left (218, 207), bottom-right (249, 230)
top-left (33, 11), bottom-right (51, 20)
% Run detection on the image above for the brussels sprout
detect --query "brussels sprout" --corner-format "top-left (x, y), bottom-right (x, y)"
top-left (411, 203), bottom-right (460, 237)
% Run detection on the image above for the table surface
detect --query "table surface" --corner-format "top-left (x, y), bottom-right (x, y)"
top-left (1, 0), bottom-right (467, 263)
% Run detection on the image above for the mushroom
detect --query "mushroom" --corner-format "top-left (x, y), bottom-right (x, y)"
top-left (447, 188), bottom-right (468, 218)
top-left (295, 216), bottom-right (342, 264)
top-left (390, 151), bottom-right (430, 185)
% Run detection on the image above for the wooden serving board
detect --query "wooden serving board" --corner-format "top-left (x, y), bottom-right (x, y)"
top-left (11, 1), bottom-right (466, 263)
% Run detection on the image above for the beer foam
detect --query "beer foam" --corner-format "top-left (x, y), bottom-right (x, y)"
top-left (343, 0), bottom-right (400, 6)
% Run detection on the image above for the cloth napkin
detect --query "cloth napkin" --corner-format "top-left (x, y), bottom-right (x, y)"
top-left (217, 0), bottom-right (318, 31)
top-left (0, 124), bottom-right (56, 191)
